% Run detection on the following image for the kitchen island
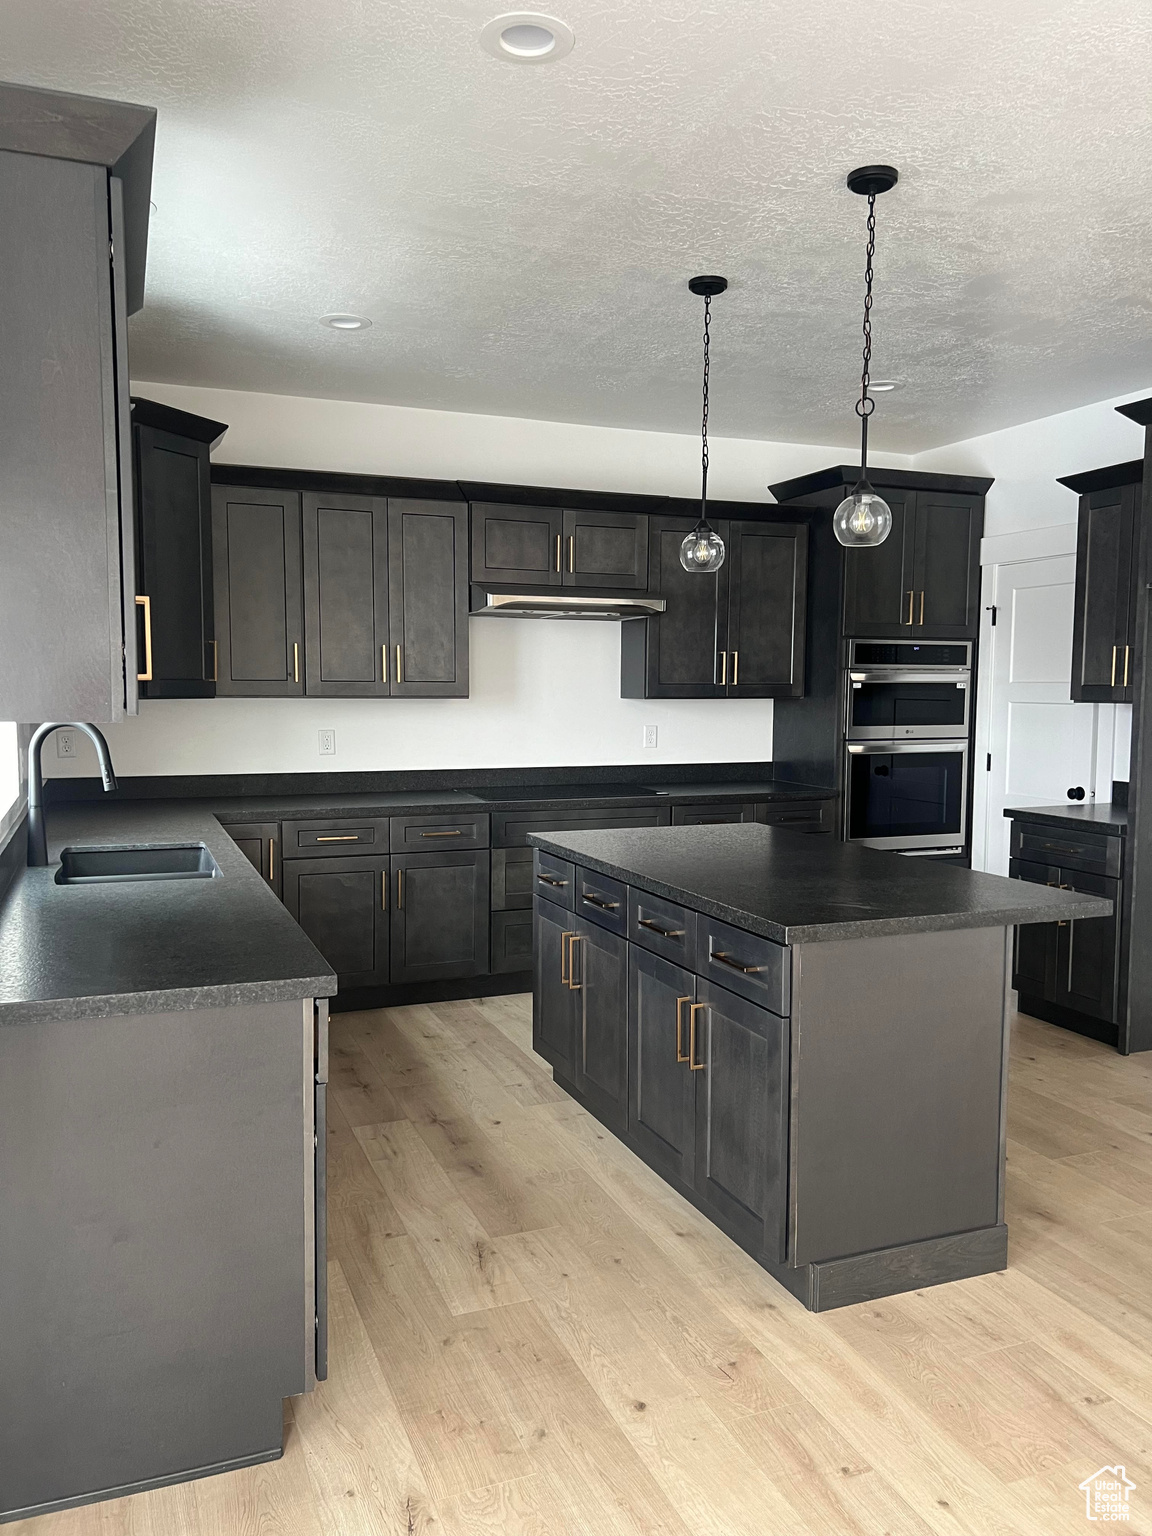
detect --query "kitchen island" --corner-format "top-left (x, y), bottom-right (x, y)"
top-left (529, 822), bottom-right (1112, 1310)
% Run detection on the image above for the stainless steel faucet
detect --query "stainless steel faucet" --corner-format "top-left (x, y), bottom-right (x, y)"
top-left (26, 723), bottom-right (118, 867)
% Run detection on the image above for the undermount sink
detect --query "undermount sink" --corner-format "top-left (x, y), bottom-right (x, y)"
top-left (55, 844), bottom-right (220, 885)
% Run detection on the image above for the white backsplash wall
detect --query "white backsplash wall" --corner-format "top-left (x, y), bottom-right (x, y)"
top-left (51, 381), bottom-right (905, 780)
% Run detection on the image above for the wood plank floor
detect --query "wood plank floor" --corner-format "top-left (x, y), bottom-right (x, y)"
top-left (17, 1000), bottom-right (1152, 1535)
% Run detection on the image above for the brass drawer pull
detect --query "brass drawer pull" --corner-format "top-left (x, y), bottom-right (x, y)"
top-left (555, 533), bottom-right (562, 573)
top-left (906, 590), bottom-right (914, 626)
top-left (538, 873), bottom-right (569, 888)
top-left (268, 839), bottom-right (275, 882)
top-left (293, 641), bottom-right (300, 684)
top-left (561, 930), bottom-right (575, 985)
top-left (719, 650), bottom-right (728, 685)
top-left (638, 917), bottom-right (685, 938)
top-left (396, 643), bottom-right (403, 684)
top-left (315, 834), bottom-right (360, 842)
top-left (135, 594), bottom-right (153, 682)
top-left (382, 644), bottom-right (387, 682)
top-left (919, 590), bottom-right (925, 626)
top-left (421, 829), bottom-right (464, 837)
top-left (675, 995), bottom-right (691, 1062)
top-left (731, 649), bottom-right (739, 685)
top-left (712, 949), bottom-right (765, 975)
top-left (568, 933), bottom-right (583, 990)
top-left (582, 892), bottom-right (620, 911)
top-left (689, 1003), bottom-right (706, 1070)
top-left (568, 534), bottom-right (575, 573)
top-left (1124, 646), bottom-right (1131, 687)
top-left (1112, 645), bottom-right (1118, 687)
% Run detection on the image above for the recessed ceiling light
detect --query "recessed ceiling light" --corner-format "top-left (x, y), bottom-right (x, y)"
top-left (868, 380), bottom-right (902, 392)
top-left (480, 12), bottom-right (575, 63)
top-left (320, 313), bottom-right (372, 330)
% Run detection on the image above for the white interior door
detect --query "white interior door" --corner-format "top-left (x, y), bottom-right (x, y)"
top-left (977, 555), bottom-right (1099, 874)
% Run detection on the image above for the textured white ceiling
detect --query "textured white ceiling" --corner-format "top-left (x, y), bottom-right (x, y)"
top-left (6, 0), bottom-right (1152, 451)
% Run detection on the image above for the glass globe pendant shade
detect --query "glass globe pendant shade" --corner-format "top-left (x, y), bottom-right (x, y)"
top-left (833, 487), bottom-right (893, 548)
top-left (680, 522), bottom-right (726, 572)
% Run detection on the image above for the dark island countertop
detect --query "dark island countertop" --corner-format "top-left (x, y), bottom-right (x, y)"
top-left (1003, 802), bottom-right (1128, 835)
top-left (529, 823), bottom-right (1114, 945)
top-left (0, 802), bottom-right (336, 1025)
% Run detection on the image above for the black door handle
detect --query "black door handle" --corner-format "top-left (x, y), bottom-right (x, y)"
top-left (1066, 786), bottom-right (1086, 801)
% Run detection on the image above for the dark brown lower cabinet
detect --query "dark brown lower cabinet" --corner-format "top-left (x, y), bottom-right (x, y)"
top-left (390, 851), bottom-right (490, 984)
top-left (1011, 855), bottom-right (1121, 1042)
top-left (570, 915), bottom-right (629, 1134)
top-left (219, 820), bottom-right (280, 897)
top-left (491, 909), bottom-right (534, 973)
top-left (628, 947), bottom-right (697, 1186)
top-left (533, 898), bottom-right (577, 1076)
top-left (282, 854), bottom-right (389, 988)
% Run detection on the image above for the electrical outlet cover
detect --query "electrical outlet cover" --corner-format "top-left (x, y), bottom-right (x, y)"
top-left (56, 730), bottom-right (75, 758)
top-left (318, 729), bottom-right (336, 756)
top-left (643, 725), bottom-right (658, 749)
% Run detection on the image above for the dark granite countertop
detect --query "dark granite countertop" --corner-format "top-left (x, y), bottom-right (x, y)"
top-left (529, 823), bottom-right (1113, 945)
top-left (1003, 802), bottom-right (1128, 835)
top-left (0, 802), bottom-right (336, 1025)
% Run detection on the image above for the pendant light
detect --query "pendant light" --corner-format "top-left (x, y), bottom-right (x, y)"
top-left (680, 275), bottom-right (727, 573)
top-left (833, 165), bottom-right (899, 548)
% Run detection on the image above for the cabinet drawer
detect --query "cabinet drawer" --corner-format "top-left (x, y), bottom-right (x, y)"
top-left (755, 800), bottom-right (834, 834)
top-left (492, 847), bottom-right (534, 909)
top-left (1010, 821), bottom-right (1121, 878)
top-left (390, 812), bottom-right (490, 852)
top-left (696, 915), bottom-right (790, 1016)
top-left (575, 866), bottom-right (627, 935)
top-left (534, 849), bottom-right (575, 908)
top-left (491, 909), bottom-right (534, 973)
top-left (628, 887), bottom-right (696, 965)
top-left (284, 819), bottom-right (390, 856)
top-left (672, 803), bottom-right (755, 826)
top-left (494, 805), bottom-right (671, 848)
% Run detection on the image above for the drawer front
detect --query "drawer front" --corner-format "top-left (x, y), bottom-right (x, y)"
top-left (575, 866), bottom-right (627, 935)
top-left (1010, 821), bottom-right (1121, 878)
top-left (628, 887), bottom-right (697, 965)
top-left (754, 800), bottom-right (834, 834)
top-left (390, 812), bottom-right (490, 852)
top-left (491, 909), bottom-right (535, 973)
top-left (491, 847), bottom-right (535, 909)
top-left (533, 849), bottom-right (575, 908)
top-left (493, 805), bottom-right (672, 848)
top-left (672, 802), bottom-right (755, 826)
top-left (696, 915), bottom-right (790, 1016)
top-left (284, 818), bottom-right (390, 856)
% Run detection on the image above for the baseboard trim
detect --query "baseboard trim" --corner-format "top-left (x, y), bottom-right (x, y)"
top-left (808, 1224), bottom-right (1009, 1311)
top-left (1017, 993), bottom-right (1119, 1047)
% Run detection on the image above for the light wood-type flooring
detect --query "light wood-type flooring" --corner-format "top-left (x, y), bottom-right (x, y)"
top-left (17, 998), bottom-right (1152, 1536)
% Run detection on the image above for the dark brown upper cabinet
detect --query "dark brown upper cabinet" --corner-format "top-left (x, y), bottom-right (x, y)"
top-left (471, 503), bottom-right (647, 589)
top-left (843, 489), bottom-right (982, 638)
top-left (303, 492), bottom-right (390, 696)
top-left (620, 515), bottom-right (807, 699)
top-left (1059, 464), bottom-right (1143, 703)
top-left (132, 399), bottom-right (227, 698)
top-left (387, 500), bottom-right (469, 697)
top-left (212, 486), bottom-right (304, 697)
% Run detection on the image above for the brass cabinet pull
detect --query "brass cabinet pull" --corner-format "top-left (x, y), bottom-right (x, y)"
top-left (316, 834), bottom-right (359, 842)
top-left (381, 869), bottom-right (387, 910)
top-left (293, 641), bottom-right (300, 685)
top-left (538, 873), bottom-right (568, 888)
top-left (382, 644), bottom-right (387, 682)
top-left (712, 949), bottom-right (765, 975)
top-left (268, 839), bottom-right (275, 883)
top-left (675, 996), bottom-right (691, 1062)
top-left (731, 650), bottom-right (739, 685)
top-left (555, 533), bottom-right (562, 573)
top-left (719, 650), bottom-right (728, 686)
top-left (568, 535), bottom-right (575, 573)
top-left (582, 892), bottom-right (619, 912)
top-left (396, 868), bottom-right (403, 909)
top-left (1112, 646), bottom-right (1118, 686)
top-left (421, 829), bottom-right (463, 838)
top-left (568, 933), bottom-right (583, 991)
top-left (209, 639), bottom-right (218, 683)
top-left (561, 929), bottom-right (575, 985)
top-left (1124, 646), bottom-right (1131, 687)
top-left (135, 594), bottom-right (153, 681)
top-left (395, 644), bottom-right (403, 684)
top-left (919, 591), bottom-right (925, 626)
top-left (689, 1003), bottom-right (706, 1070)
top-left (638, 917), bottom-right (685, 938)
top-left (906, 590), bottom-right (914, 626)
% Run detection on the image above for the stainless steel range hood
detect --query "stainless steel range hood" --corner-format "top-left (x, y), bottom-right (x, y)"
top-left (470, 587), bottom-right (667, 621)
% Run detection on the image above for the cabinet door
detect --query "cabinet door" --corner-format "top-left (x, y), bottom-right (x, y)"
top-left (390, 851), bottom-right (490, 984)
top-left (533, 899), bottom-right (577, 1076)
top-left (693, 980), bottom-right (789, 1261)
top-left (220, 820), bottom-right (280, 897)
top-left (562, 510), bottom-right (648, 590)
top-left (1053, 870), bottom-right (1121, 1023)
top-left (388, 500), bottom-right (468, 697)
top-left (303, 492), bottom-right (389, 696)
top-left (912, 492), bottom-right (983, 638)
top-left (628, 948), bottom-right (696, 1186)
top-left (620, 515), bottom-right (728, 699)
top-left (1009, 857), bottom-right (1058, 1002)
top-left (1071, 485), bottom-right (1136, 702)
top-left (134, 424), bottom-right (214, 697)
top-left (212, 486), bottom-right (304, 697)
top-left (725, 521), bottom-right (808, 696)
top-left (471, 503), bottom-right (563, 586)
top-left (571, 915), bottom-right (629, 1134)
top-left (842, 488), bottom-right (916, 636)
top-left (282, 855), bottom-right (389, 988)
top-left (491, 909), bottom-right (535, 974)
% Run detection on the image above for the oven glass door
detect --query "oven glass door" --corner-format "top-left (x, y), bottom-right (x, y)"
top-left (847, 674), bottom-right (970, 740)
top-left (846, 743), bottom-right (968, 849)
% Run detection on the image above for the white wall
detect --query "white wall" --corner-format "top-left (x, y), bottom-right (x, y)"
top-left (52, 383), bottom-right (910, 780)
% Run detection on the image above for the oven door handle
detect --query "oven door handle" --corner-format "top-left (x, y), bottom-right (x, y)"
top-left (846, 741), bottom-right (970, 755)
top-left (848, 671), bottom-right (971, 684)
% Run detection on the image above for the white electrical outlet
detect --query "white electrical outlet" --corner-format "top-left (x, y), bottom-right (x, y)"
top-left (317, 729), bottom-right (336, 757)
top-left (56, 730), bottom-right (75, 759)
top-left (643, 725), bottom-right (658, 750)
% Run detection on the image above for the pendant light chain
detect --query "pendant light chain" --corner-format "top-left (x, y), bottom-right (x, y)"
top-left (856, 192), bottom-right (877, 421)
top-left (701, 292), bottom-right (712, 507)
